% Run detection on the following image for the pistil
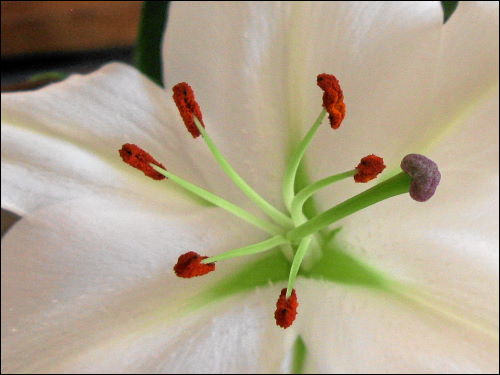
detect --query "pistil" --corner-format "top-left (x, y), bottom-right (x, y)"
top-left (287, 172), bottom-right (413, 242)
top-left (286, 156), bottom-right (384, 297)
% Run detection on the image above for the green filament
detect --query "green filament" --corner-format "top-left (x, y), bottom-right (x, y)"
top-left (151, 164), bottom-right (283, 235)
top-left (287, 172), bottom-right (412, 242)
top-left (286, 171), bottom-right (355, 292)
top-left (282, 109), bottom-right (327, 212)
top-left (291, 169), bottom-right (356, 222)
top-left (194, 117), bottom-right (293, 229)
top-left (160, 107), bottom-right (415, 303)
top-left (286, 236), bottom-right (313, 298)
top-left (202, 235), bottom-right (288, 263)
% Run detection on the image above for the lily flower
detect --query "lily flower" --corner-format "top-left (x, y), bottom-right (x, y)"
top-left (1, 2), bottom-right (498, 373)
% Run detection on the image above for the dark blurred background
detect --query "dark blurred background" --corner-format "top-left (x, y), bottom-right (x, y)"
top-left (1, 1), bottom-right (144, 236)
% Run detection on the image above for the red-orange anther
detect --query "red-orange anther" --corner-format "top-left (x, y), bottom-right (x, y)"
top-left (172, 82), bottom-right (205, 138)
top-left (274, 288), bottom-right (298, 329)
top-left (119, 143), bottom-right (166, 180)
top-left (317, 73), bottom-right (346, 129)
top-left (354, 154), bottom-right (386, 183)
top-left (174, 251), bottom-right (215, 278)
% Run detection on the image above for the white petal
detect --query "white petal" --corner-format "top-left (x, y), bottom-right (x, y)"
top-left (163, 2), bottom-right (293, 207)
top-left (1, 63), bottom-right (241, 216)
top-left (297, 280), bottom-right (499, 373)
top-left (1, 196), bottom-right (288, 373)
top-left (307, 1), bottom-right (498, 208)
top-left (429, 1), bottom-right (499, 152)
top-left (46, 290), bottom-right (292, 374)
top-left (162, 2), bottom-right (445, 205)
top-left (337, 93), bottom-right (499, 332)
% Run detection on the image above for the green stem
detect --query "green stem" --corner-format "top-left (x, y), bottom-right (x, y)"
top-left (151, 164), bottom-right (283, 235)
top-left (291, 335), bottom-right (307, 374)
top-left (202, 235), bottom-right (288, 263)
top-left (194, 118), bottom-right (294, 229)
top-left (287, 172), bottom-right (411, 242)
top-left (286, 236), bottom-right (313, 298)
top-left (282, 109), bottom-right (327, 212)
top-left (291, 170), bottom-right (356, 222)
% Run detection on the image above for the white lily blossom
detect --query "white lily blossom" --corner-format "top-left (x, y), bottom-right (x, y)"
top-left (1, 1), bottom-right (498, 373)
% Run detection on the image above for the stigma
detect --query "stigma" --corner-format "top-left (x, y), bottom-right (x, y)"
top-left (401, 154), bottom-right (441, 202)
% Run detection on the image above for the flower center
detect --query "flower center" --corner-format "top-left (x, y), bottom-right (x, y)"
top-left (119, 73), bottom-right (441, 329)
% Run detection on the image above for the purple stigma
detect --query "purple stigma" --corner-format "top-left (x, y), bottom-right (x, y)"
top-left (400, 154), bottom-right (441, 202)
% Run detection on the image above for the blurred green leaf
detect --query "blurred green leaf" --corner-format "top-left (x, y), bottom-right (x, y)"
top-left (441, 1), bottom-right (459, 23)
top-left (134, 1), bottom-right (170, 86)
top-left (28, 72), bottom-right (68, 82)
top-left (2, 72), bottom-right (67, 92)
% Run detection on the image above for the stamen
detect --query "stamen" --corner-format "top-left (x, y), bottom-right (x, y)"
top-left (150, 164), bottom-right (283, 235)
top-left (354, 154), bottom-right (386, 183)
top-left (172, 82), bottom-right (205, 138)
top-left (192, 116), bottom-right (294, 229)
top-left (283, 73), bottom-right (345, 212)
top-left (174, 251), bottom-right (215, 278)
top-left (119, 143), bottom-right (166, 180)
top-left (401, 154), bottom-right (441, 202)
top-left (291, 170), bottom-right (356, 222)
top-left (287, 154), bottom-right (441, 242)
top-left (286, 236), bottom-right (313, 298)
top-left (282, 109), bottom-right (327, 211)
top-left (275, 288), bottom-right (298, 329)
top-left (317, 73), bottom-right (346, 129)
top-left (116, 70), bottom-right (442, 331)
top-left (200, 235), bottom-right (288, 263)
top-left (287, 172), bottom-right (412, 242)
